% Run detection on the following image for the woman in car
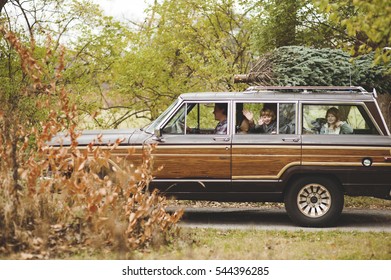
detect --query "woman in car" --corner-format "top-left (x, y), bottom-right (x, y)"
top-left (320, 107), bottom-right (353, 134)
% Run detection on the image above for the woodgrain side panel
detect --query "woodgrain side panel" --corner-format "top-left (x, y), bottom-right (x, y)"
top-left (152, 145), bottom-right (230, 179)
top-left (109, 146), bottom-right (144, 167)
top-left (232, 145), bottom-right (301, 179)
top-left (302, 146), bottom-right (391, 165)
top-left (104, 145), bottom-right (230, 179)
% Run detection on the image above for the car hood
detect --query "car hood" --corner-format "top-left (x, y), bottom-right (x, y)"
top-left (47, 128), bottom-right (146, 146)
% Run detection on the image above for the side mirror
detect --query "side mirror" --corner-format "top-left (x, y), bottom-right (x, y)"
top-left (154, 128), bottom-right (162, 138)
top-left (153, 128), bottom-right (165, 142)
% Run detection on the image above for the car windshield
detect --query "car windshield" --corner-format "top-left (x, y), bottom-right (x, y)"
top-left (144, 99), bottom-right (179, 134)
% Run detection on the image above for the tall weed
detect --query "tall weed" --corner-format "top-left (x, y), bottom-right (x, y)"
top-left (0, 27), bottom-right (182, 259)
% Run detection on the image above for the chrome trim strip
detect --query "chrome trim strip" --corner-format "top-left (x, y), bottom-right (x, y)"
top-left (232, 154), bottom-right (299, 158)
top-left (154, 145), bottom-right (230, 149)
top-left (233, 145), bottom-right (301, 149)
top-left (232, 180), bottom-right (280, 183)
top-left (155, 154), bottom-right (230, 157)
top-left (232, 176), bottom-right (281, 179)
top-left (301, 162), bottom-right (391, 167)
top-left (152, 179), bottom-right (231, 183)
top-left (153, 179), bottom-right (281, 183)
top-left (302, 146), bottom-right (391, 151)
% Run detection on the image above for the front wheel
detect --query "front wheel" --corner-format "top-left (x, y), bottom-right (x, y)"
top-left (284, 177), bottom-right (344, 227)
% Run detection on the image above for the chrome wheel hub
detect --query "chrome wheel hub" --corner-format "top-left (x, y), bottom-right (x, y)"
top-left (297, 183), bottom-right (331, 218)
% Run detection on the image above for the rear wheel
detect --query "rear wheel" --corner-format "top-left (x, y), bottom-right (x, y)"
top-left (284, 177), bottom-right (344, 227)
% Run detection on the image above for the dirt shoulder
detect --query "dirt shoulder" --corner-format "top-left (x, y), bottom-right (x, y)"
top-left (167, 196), bottom-right (391, 210)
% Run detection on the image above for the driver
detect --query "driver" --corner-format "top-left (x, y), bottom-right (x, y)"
top-left (213, 103), bottom-right (228, 134)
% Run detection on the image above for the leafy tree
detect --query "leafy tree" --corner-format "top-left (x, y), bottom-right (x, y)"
top-left (316, 0), bottom-right (391, 65)
top-left (61, 16), bottom-right (134, 128)
top-left (1, 0), bottom-right (130, 128)
top-left (249, 0), bottom-right (360, 55)
top-left (249, 0), bottom-right (305, 53)
top-left (113, 0), bottom-right (254, 121)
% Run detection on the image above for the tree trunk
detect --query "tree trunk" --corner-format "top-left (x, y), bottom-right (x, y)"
top-left (0, 0), bottom-right (8, 13)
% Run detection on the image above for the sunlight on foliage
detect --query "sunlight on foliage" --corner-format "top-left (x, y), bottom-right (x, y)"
top-left (316, 0), bottom-right (391, 66)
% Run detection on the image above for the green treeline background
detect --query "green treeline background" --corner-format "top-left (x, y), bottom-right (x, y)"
top-left (1, 0), bottom-right (391, 129)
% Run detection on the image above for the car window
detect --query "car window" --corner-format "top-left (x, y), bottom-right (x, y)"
top-left (235, 102), bottom-right (296, 134)
top-left (302, 104), bottom-right (380, 135)
top-left (162, 102), bottom-right (229, 135)
top-left (162, 104), bottom-right (186, 134)
top-left (145, 99), bottom-right (178, 134)
top-left (279, 103), bottom-right (296, 134)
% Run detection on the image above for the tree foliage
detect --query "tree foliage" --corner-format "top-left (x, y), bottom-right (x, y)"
top-left (249, 0), bottom-right (355, 55)
top-left (316, 0), bottom-right (391, 65)
top-left (113, 0), bottom-right (253, 121)
top-left (250, 0), bottom-right (298, 52)
top-left (1, 0), bottom-right (135, 128)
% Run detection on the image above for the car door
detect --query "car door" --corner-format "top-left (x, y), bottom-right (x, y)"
top-left (301, 102), bottom-right (391, 192)
top-left (231, 102), bottom-right (301, 194)
top-left (146, 101), bottom-right (232, 194)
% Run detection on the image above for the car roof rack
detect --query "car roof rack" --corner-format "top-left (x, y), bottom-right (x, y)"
top-left (245, 86), bottom-right (369, 94)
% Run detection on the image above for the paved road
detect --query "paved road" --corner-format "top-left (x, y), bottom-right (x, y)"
top-left (170, 207), bottom-right (391, 232)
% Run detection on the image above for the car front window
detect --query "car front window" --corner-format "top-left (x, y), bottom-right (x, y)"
top-left (161, 102), bottom-right (229, 135)
top-left (186, 103), bottom-right (221, 134)
top-left (145, 99), bottom-right (179, 134)
top-left (162, 104), bottom-right (186, 134)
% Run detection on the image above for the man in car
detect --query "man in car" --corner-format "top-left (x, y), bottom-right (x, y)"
top-left (213, 103), bottom-right (228, 134)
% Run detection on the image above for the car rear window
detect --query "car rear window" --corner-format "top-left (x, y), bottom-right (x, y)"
top-left (302, 104), bottom-right (380, 135)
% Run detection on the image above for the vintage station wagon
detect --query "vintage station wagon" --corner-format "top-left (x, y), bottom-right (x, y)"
top-left (52, 86), bottom-right (391, 227)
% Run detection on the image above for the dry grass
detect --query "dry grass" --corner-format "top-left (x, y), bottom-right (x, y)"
top-left (0, 27), bottom-right (183, 259)
top-left (345, 196), bottom-right (391, 209)
top-left (168, 196), bottom-right (391, 210)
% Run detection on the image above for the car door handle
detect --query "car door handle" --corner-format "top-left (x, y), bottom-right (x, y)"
top-left (282, 137), bottom-right (300, 142)
top-left (213, 137), bottom-right (230, 142)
